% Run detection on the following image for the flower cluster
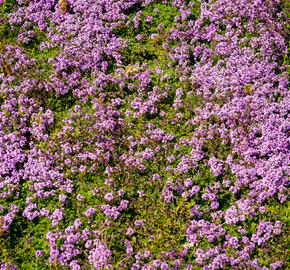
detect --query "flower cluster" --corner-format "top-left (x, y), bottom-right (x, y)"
top-left (0, 0), bottom-right (288, 269)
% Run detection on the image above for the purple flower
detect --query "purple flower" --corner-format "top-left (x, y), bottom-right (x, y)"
top-left (160, 262), bottom-right (169, 270)
top-left (88, 240), bottom-right (111, 269)
top-left (117, 200), bottom-right (129, 211)
top-left (126, 228), bottom-right (134, 235)
top-left (85, 208), bottom-right (96, 217)
top-left (79, 165), bottom-right (87, 173)
top-left (118, 189), bottom-right (124, 196)
top-left (135, 251), bottom-right (143, 260)
top-left (58, 194), bottom-right (67, 203)
top-left (153, 260), bottom-right (161, 267)
top-left (184, 178), bottom-right (193, 188)
top-left (132, 263), bottom-right (140, 270)
top-left (145, 16), bottom-right (153, 22)
top-left (74, 218), bottom-right (82, 229)
top-left (35, 250), bottom-right (44, 258)
top-left (51, 219), bottom-right (59, 227)
top-left (126, 244), bottom-right (133, 255)
top-left (137, 190), bottom-right (145, 197)
top-left (136, 34), bottom-right (143, 41)
top-left (144, 250), bottom-right (151, 258)
top-left (210, 201), bottom-right (219, 209)
top-left (104, 193), bottom-right (114, 202)
top-left (85, 240), bottom-right (92, 248)
top-left (77, 194), bottom-right (84, 202)
top-left (70, 260), bottom-right (81, 270)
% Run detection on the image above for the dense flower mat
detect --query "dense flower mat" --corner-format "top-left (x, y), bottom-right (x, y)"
top-left (0, 0), bottom-right (289, 269)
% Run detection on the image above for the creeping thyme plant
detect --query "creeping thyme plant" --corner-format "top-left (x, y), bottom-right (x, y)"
top-left (0, 0), bottom-right (289, 269)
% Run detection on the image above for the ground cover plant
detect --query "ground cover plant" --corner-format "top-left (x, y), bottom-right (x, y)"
top-left (0, 0), bottom-right (289, 269)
